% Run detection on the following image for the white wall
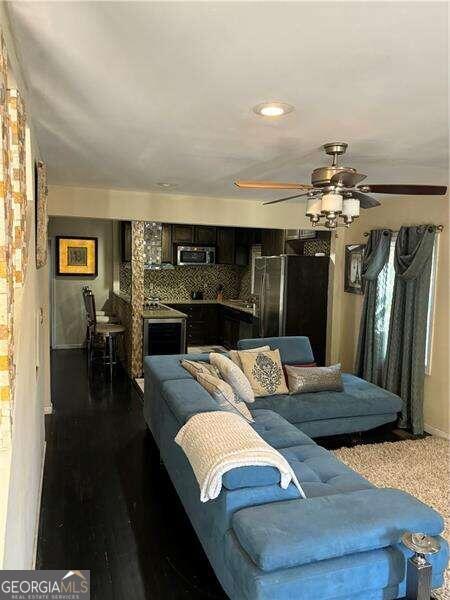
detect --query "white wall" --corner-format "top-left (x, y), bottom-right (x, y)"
top-left (48, 217), bottom-right (114, 348)
top-left (48, 184), bottom-right (315, 229)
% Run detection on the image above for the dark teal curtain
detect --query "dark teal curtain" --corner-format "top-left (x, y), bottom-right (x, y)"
top-left (383, 225), bottom-right (436, 434)
top-left (355, 229), bottom-right (392, 384)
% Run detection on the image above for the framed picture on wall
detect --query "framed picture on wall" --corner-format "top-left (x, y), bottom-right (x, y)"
top-left (345, 244), bottom-right (365, 294)
top-left (56, 236), bottom-right (98, 277)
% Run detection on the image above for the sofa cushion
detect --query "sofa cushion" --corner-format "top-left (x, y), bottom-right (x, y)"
top-left (232, 488), bottom-right (445, 572)
top-left (250, 409), bottom-right (316, 449)
top-left (161, 378), bottom-right (220, 425)
top-left (224, 529), bottom-right (448, 600)
top-left (222, 410), bottom-right (316, 491)
top-left (238, 336), bottom-right (315, 365)
top-left (144, 353), bottom-right (210, 386)
top-left (250, 373), bottom-right (402, 423)
top-left (279, 445), bottom-right (373, 497)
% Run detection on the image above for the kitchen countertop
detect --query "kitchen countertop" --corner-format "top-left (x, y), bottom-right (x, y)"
top-left (164, 299), bottom-right (256, 316)
top-left (142, 304), bottom-right (188, 319)
top-left (112, 292), bottom-right (256, 317)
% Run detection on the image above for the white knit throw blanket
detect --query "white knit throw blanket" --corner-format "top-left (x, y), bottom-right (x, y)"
top-left (175, 412), bottom-right (306, 502)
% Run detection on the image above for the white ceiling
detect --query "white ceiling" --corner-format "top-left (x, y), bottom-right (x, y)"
top-left (7, 1), bottom-right (449, 200)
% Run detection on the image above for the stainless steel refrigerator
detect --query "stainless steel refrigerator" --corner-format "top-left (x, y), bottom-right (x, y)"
top-left (253, 255), bottom-right (330, 365)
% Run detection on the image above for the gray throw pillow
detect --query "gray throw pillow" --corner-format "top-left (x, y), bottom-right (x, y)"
top-left (181, 359), bottom-right (220, 378)
top-left (196, 372), bottom-right (254, 422)
top-left (285, 364), bottom-right (343, 395)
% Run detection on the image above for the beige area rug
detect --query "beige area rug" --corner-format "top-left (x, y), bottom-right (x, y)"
top-left (334, 437), bottom-right (449, 600)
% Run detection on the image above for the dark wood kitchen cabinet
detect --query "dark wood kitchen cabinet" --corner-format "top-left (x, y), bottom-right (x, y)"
top-left (172, 224), bottom-right (195, 244)
top-left (167, 303), bottom-right (219, 345)
top-left (171, 224), bottom-right (218, 246)
top-left (221, 313), bottom-right (240, 349)
top-left (219, 305), bottom-right (255, 349)
top-left (194, 226), bottom-right (217, 244)
top-left (261, 229), bottom-right (285, 256)
top-left (216, 227), bottom-right (235, 264)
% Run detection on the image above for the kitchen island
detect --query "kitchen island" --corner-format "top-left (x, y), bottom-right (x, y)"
top-left (164, 299), bottom-right (257, 348)
top-left (111, 292), bottom-right (258, 376)
top-left (143, 302), bottom-right (188, 356)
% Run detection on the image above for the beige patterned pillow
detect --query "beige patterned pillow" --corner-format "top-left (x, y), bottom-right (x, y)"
top-left (285, 364), bottom-right (343, 395)
top-left (229, 346), bottom-right (270, 369)
top-left (181, 359), bottom-right (220, 378)
top-left (238, 349), bottom-right (288, 397)
top-left (196, 372), bottom-right (254, 422)
top-left (209, 353), bottom-right (255, 404)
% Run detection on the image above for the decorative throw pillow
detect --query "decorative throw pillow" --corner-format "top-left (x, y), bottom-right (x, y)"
top-left (285, 364), bottom-right (343, 395)
top-left (229, 345), bottom-right (270, 369)
top-left (282, 362), bottom-right (317, 379)
top-left (209, 353), bottom-right (255, 404)
top-left (238, 349), bottom-right (289, 397)
top-left (181, 359), bottom-right (220, 378)
top-left (196, 372), bottom-right (254, 422)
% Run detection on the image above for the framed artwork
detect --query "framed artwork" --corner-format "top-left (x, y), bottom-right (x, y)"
top-left (345, 244), bottom-right (365, 294)
top-left (56, 236), bottom-right (98, 277)
top-left (35, 160), bottom-right (48, 269)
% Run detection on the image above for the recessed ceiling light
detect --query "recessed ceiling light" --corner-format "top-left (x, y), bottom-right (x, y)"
top-left (156, 182), bottom-right (177, 188)
top-left (253, 101), bottom-right (294, 117)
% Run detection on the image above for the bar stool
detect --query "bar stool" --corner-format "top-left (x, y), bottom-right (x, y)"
top-left (82, 288), bottom-right (125, 368)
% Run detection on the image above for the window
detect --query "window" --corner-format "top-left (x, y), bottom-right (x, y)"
top-left (379, 233), bottom-right (437, 374)
top-left (425, 238), bottom-right (438, 374)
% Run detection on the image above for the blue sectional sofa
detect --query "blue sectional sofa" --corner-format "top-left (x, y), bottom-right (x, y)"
top-left (143, 336), bottom-right (448, 599)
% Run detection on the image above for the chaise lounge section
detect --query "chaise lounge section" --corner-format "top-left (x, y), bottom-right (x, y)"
top-left (143, 336), bottom-right (448, 599)
top-left (237, 337), bottom-right (403, 438)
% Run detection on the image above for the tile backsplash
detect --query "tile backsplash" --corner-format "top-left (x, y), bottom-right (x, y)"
top-left (120, 263), bottom-right (249, 301)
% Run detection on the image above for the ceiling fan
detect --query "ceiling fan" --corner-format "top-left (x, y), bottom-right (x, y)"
top-left (235, 142), bottom-right (447, 229)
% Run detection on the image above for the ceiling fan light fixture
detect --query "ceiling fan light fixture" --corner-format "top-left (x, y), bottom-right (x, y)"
top-left (305, 195), bottom-right (322, 216)
top-left (342, 198), bottom-right (360, 218)
top-left (253, 101), bottom-right (294, 117)
top-left (321, 192), bottom-right (343, 215)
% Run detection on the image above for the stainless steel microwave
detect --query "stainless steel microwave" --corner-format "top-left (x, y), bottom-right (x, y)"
top-left (176, 245), bottom-right (216, 266)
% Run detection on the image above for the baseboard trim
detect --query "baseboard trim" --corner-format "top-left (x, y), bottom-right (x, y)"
top-left (32, 441), bottom-right (46, 568)
top-left (424, 423), bottom-right (450, 440)
top-left (52, 344), bottom-right (84, 350)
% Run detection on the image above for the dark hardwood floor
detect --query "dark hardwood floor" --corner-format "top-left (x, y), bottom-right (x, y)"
top-left (38, 349), bottom-right (225, 600)
top-left (38, 349), bottom-right (409, 600)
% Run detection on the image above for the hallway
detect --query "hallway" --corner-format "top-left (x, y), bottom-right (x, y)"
top-left (38, 350), bottom-right (225, 599)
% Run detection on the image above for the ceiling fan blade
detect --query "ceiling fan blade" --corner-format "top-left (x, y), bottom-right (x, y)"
top-left (235, 180), bottom-right (312, 190)
top-left (350, 191), bottom-right (381, 209)
top-left (357, 184), bottom-right (447, 195)
top-left (263, 191), bottom-right (313, 206)
top-left (330, 172), bottom-right (367, 187)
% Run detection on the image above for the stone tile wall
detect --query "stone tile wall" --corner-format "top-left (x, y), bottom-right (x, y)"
top-left (120, 262), bottom-right (247, 301)
top-left (0, 34), bottom-right (29, 450)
